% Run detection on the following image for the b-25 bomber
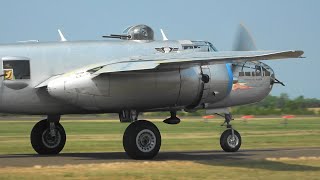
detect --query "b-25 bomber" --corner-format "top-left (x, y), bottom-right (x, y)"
top-left (0, 24), bottom-right (303, 159)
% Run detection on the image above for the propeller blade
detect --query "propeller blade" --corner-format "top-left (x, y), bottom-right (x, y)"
top-left (233, 24), bottom-right (257, 51)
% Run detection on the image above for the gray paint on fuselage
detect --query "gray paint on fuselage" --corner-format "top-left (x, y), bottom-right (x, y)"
top-left (206, 76), bottom-right (273, 109)
top-left (0, 40), bottom-right (182, 114)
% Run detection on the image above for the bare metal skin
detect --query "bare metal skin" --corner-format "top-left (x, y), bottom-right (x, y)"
top-left (0, 24), bottom-right (304, 159)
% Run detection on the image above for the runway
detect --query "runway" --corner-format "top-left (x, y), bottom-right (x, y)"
top-left (0, 147), bottom-right (319, 167)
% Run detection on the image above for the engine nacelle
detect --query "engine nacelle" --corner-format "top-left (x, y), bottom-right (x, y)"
top-left (47, 64), bottom-right (233, 112)
top-left (47, 68), bottom-right (200, 112)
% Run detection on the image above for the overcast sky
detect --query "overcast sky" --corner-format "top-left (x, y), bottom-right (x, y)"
top-left (0, 0), bottom-right (318, 98)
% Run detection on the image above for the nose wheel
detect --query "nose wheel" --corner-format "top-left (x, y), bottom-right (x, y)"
top-left (220, 129), bottom-right (241, 152)
top-left (219, 113), bottom-right (242, 152)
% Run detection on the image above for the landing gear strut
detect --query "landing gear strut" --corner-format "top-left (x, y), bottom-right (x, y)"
top-left (219, 113), bottom-right (241, 152)
top-left (30, 115), bottom-right (66, 155)
top-left (119, 110), bottom-right (138, 123)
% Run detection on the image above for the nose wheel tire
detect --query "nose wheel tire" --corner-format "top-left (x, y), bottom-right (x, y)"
top-left (31, 120), bottom-right (66, 155)
top-left (123, 120), bottom-right (161, 159)
top-left (220, 129), bottom-right (241, 152)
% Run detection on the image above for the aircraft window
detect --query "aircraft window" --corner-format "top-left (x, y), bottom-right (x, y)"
top-left (190, 41), bottom-right (218, 52)
top-left (183, 46), bottom-right (194, 50)
top-left (3, 60), bottom-right (30, 80)
top-left (262, 66), bottom-right (271, 76)
top-left (206, 42), bottom-right (218, 52)
top-left (265, 71), bottom-right (271, 76)
top-left (233, 62), bottom-right (274, 78)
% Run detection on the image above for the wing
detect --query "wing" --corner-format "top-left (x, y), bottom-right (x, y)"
top-left (93, 50), bottom-right (304, 74)
top-left (35, 50), bottom-right (303, 88)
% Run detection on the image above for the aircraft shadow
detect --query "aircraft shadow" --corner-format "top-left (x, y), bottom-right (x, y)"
top-left (0, 149), bottom-right (319, 171)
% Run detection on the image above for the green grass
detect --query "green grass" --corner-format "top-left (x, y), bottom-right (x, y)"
top-left (0, 159), bottom-right (319, 180)
top-left (0, 117), bottom-right (320, 179)
top-left (0, 117), bottom-right (319, 154)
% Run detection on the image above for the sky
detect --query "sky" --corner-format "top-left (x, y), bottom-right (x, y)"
top-left (0, 0), bottom-right (318, 99)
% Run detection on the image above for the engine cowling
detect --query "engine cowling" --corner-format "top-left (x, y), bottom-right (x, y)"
top-left (183, 64), bottom-right (233, 110)
top-left (47, 64), bottom-right (233, 112)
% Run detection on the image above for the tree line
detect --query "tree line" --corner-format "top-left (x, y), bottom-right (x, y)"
top-left (145, 93), bottom-right (320, 116)
top-left (228, 93), bottom-right (319, 115)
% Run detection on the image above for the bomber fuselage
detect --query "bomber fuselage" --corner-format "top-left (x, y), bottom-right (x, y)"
top-left (0, 40), bottom-right (273, 114)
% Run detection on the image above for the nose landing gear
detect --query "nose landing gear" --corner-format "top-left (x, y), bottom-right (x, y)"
top-left (219, 113), bottom-right (242, 152)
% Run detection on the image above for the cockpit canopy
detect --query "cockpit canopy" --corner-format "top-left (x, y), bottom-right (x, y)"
top-left (123, 24), bottom-right (154, 41)
top-left (232, 61), bottom-right (274, 78)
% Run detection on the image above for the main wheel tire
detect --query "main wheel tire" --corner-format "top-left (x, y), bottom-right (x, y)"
top-left (31, 120), bottom-right (66, 155)
top-left (220, 129), bottom-right (241, 152)
top-left (123, 120), bottom-right (161, 159)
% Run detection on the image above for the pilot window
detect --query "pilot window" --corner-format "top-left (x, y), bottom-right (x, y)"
top-left (3, 60), bottom-right (30, 80)
top-left (183, 46), bottom-right (194, 50)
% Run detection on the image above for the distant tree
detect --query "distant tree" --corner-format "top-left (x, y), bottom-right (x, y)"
top-left (277, 93), bottom-right (289, 108)
top-left (144, 94), bottom-right (320, 116)
top-left (231, 94), bottom-right (317, 115)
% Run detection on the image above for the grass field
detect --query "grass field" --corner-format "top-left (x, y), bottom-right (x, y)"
top-left (0, 116), bottom-right (320, 179)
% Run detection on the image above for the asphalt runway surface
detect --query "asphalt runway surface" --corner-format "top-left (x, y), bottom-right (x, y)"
top-left (0, 147), bottom-right (319, 167)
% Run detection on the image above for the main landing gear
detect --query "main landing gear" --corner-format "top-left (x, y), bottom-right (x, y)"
top-left (30, 115), bottom-right (66, 154)
top-left (123, 120), bottom-right (161, 159)
top-left (118, 110), bottom-right (162, 159)
top-left (29, 112), bottom-right (241, 159)
top-left (219, 113), bottom-right (242, 152)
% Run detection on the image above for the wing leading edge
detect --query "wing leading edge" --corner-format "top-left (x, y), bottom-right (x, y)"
top-left (93, 50), bottom-right (304, 74)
